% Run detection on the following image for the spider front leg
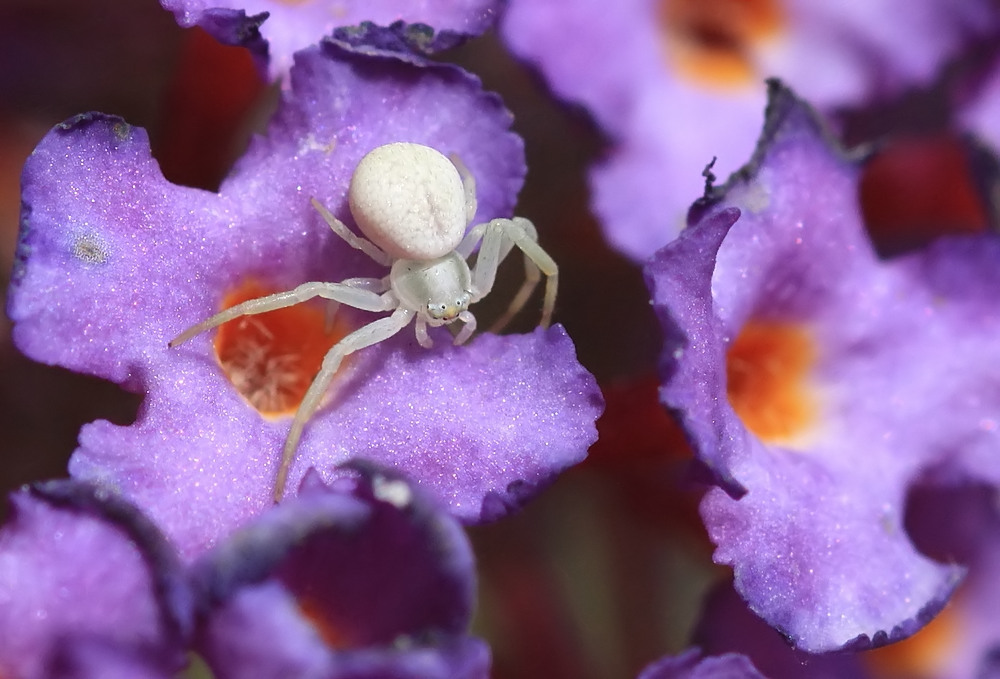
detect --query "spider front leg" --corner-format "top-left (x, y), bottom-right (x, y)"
top-left (169, 280), bottom-right (394, 347)
top-left (461, 217), bottom-right (558, 331)
top-left (273, 306), bottom-right (416, 502)
top-left (324, 276), bottom-right (389, 332)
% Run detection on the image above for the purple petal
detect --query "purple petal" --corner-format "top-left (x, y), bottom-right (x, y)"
top-left (161, 0), bottom-right (502, 77)
top-left (47, 637), bottom-right (177, 679)
top-left (194, 469), bottom-right (487, 679)
top-left (693, 583), bottom-right (868, 679)
top-left (0, 481), bottom-right (190, 679)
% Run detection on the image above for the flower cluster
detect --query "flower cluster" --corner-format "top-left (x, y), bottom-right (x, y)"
top-left (6, 0), bottom-right (1000, 678)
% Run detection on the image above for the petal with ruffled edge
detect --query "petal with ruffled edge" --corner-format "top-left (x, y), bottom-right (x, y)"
top-left (160, 0), bottom-right (502, 77)
top-left (645, 81), bottom-right (1000, 651)
top-left (503, 0), bottom-right (1000, 260)
top-left (860, 485), bottom-right (1000, 679)
top-left (193, 467), bottom-right (489, 679)
top-left (8, 40), bottom-right (601, 560)
top-left (694, 490), bottom-right (1000, 679)
top-left (0, 481), bottom-right (191, 679)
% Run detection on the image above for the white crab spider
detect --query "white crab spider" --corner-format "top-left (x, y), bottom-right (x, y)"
top-left (170, 142), bottom-right (558, 502)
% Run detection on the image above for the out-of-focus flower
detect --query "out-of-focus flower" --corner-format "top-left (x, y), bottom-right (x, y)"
top-left (645, 81), bottom-right (1000, 652)
top-left (160, 0), bottom-right (504, 77)
top-left (637, 648), bottom-right (766, 679)
top-left (0, 480), bottom-right (191, 679)
top-left (8, 37), bottom-right (602, 560)
top-left (0, 468), bottom-right (490, 678)
top-left (502, 0), bottom-right (999, 259)
top-left (194, 466), bottom-right (490, 679)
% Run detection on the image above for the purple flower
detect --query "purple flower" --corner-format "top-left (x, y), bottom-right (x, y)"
top-left (638, 649), bottom-right (766, 679)
top-left (160, 0), bottom-right (503, 77)
top-left (645, 81), bottom-right (1000, 652)
top-left (193, 466), bottom-right (489, 679)
top-left (502, 0), bottom-right (999, 259)
top-left (8, 40), bottom-right (602, 559)
top-left (0, 480), bottom-right (191, 679)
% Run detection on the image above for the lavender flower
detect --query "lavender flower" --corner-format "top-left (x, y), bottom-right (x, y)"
top-left (502, 0), bottom-right (999, 259)
top-left (193, 466), bottom-right (490, 679)
top-left (8, 38), bottom-right (602, 559)
top-left (646, 81), bottom-right (1000, 652)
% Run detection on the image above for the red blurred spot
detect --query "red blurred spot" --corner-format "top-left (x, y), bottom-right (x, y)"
top-left (586, 376), bottom-right (705, 536)
top-left (860, 134), bottom-right (988, 256)
top-left (153, 27), bottom-right (267, 190)
top-left (863, 600), bottom-right (960, 678)
top-left (297, 597), bottom-right (355, 650)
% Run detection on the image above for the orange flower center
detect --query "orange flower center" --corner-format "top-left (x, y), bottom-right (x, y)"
top-left (297, 597), bottom-right (354, 649)
top-left (726, 320), bottom-right (816, 443)
top-left (213, 280), bottom-right (354, 418)
top-left (658, 0), bottom-right (784, 88)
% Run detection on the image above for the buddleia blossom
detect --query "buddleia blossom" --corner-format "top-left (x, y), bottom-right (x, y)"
top-left (7, 36), bottom-right (602, 559)
top-left (646, 81), bottom-right (1000, 652)
top-left (502, 0), bottom-right (999, 259)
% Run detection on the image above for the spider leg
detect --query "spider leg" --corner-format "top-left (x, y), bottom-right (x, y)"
top-left (169, 280), bottom-right (395, 347)
top-left (453, 310), bottom-right (477, 345)
top-left (415, 315), bottom-right (433, 349)
top-left (469, 217), bottom-right (558, 331)
top-left (325, 277), bottom-right (389, 332)
top-left (490, 259), bottom-right (541, 334)
top-left (273, 306), bottom-right (416, 501)
top-left (310, 197), bottom-right (392, 267)
top-left (448, 152), bottom-right (477, 224)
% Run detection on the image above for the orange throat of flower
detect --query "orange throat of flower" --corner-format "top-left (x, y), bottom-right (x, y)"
top-left (296, 596), bottom-right (355, 649)
top-left (213, 280), bottom-right (354, 418)
top-left (725, 320), bottom-right (817, 445)
top-left (658, 0), bottom-right (784, 88)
